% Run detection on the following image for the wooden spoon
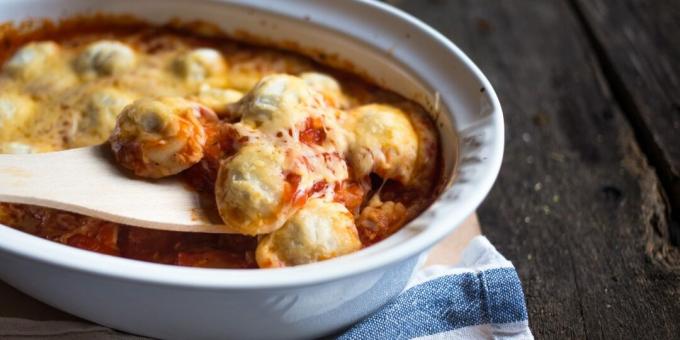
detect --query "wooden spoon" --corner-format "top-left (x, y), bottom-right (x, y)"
top-left (0, 144), bottom-right (234, 233)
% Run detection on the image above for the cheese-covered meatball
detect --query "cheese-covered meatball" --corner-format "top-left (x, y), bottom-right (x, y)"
top-left (215, 142), bottom-right (310, 235)
top-left (300, 72), bottom-right (345, 108)
top-left (173, 48), bottom-right (227, 84)
top-left (110, 97), bottom-right (214, 178)
top-left (0, 93), bottom-right (35, 138)
top-left (78, 88), bottom-right (135, 140)
top-left (3, 41), bottom-right (59, 80)
top-left (256, 199), bottom-right (362, 268)
top-left (347, 104), bottom-right (419, 184)
top-left (236, 74), bottom-right (325, 135)
top-left (74, 41), bottom-right (136, 77)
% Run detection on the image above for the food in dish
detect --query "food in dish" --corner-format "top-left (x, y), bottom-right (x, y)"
top-left (0, 18), bottom-right (441, 268)
top-left (109, 97), bottom-right (215, 178)
top-left (256, 198), bottom-right (362, 268)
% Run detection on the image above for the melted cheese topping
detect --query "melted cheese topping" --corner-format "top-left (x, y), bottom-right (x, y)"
top-left (0, 37), bottom-right (259, 152)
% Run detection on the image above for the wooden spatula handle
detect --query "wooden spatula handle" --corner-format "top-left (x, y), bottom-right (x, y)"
top-left (0, 145), bottom-right (233, 233)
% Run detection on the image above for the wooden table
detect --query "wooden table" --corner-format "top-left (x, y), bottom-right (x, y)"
top-left (390, 0), bottom-right (680, 338)
top-left (3, 1), bottom-right (679, 338)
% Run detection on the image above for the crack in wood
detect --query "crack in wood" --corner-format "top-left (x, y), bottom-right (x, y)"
top-left (568, 0), bottom-right (680, 251)
top-left (622, 129), bottom-right (680, 269)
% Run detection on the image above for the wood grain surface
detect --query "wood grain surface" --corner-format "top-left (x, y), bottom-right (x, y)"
top-left (389, 0), bottom-right (680, 338)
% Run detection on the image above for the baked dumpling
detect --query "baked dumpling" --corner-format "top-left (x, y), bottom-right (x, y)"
top-left (215, 142), bottom-right (309, 235)
top-left (0, 142), bottom-right (40, 154)
top-left (194, 85), bottom-right (243, 118)
top-left (256, 198), bottom-right (362, 268)
top-left (109, 97), bottom-right (214, 178)
top-left (3, 41), bottom-right (60, 80)
top-left (74, 41), bottom-right (136, 77)
top-left (236, 74), bottom-right (325, 136)
top-left (78, 88), bottom-right (135, 141)
top-left (347, 104), bottom-right (419, 184)
top-left (172, 48), bottom-right (227, 84)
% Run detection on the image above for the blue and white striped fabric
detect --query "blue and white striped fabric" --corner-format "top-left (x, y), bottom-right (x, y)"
top-left (338, 236), bottom-right (533, 340)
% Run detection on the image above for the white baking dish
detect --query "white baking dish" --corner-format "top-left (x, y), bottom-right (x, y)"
top-left (0, 0), bottom-right (504, 339)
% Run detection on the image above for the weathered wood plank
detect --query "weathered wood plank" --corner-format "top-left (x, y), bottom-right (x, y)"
top-left (572, 0), bottom-right (680, 253)
top-left (392, 0), bottom-right (680, 338)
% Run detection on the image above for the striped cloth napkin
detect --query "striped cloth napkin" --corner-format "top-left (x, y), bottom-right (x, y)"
top-left (338, 236), bottom-right (533, 339)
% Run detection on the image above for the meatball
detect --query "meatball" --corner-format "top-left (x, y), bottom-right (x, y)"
top-left (256, 199), bottom-right (362, 268)
top-left (215, 142), bottom-right (309, 235)
top-left (236, 74), bottom-right (325, 136)
top-left (3, 41), bottom-right (59, 80)
top-left (74, 41), bottom-right (136, 77)
top-left (347, 104), bottom-right (419, 184)
top-left (172, 48), bottom-right (227, 84)
top-left (300, 72), bottom-right (345, 108)
top-left (109, 97), bottom-right (214, 178)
